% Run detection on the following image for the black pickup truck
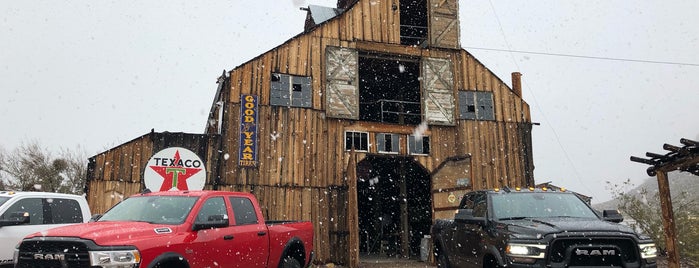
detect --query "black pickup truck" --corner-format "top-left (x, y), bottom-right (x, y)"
top-left (431, 188), bottom-right (657, 268)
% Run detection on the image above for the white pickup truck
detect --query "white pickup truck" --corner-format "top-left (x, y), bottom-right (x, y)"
top-left (0, 191), bottom-right (91, 267)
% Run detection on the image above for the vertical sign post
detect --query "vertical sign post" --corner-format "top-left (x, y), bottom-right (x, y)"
top-left (239, 94), bottom-right (258, 167)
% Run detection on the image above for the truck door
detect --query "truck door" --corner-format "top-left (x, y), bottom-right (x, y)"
top-left (462, 193), bottom-right (487, 266)
top-left (188, 196), bottom-right (237, 267)
top-left (188, 196), bottom-right (268, 268)
top-left (451, 192), bottom-right (484, 267)
top-left (228, 196), bottom-right (268, 267)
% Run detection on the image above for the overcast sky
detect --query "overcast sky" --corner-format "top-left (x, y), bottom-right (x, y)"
top-left (2, 0), bottom-right (698, 203)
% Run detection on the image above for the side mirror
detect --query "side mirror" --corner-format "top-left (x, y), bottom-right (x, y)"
top-left (0, 211), bottom-right (30, 227)
top-left (193, 214), bottom-right (229, 231)
top-left (454, 209), bottom-right (487, 225)
top-left (603, 210), bottom-right (624, 223)
top-left (89, 214), bottom-right (103, 222)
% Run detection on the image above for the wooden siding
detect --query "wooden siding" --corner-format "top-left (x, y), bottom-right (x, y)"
top-left (217, 7), bottom-right (532, 261)
top-left (85, 132), bottom-right (221, 214)
top-left (85, 0), bottom-right (533, 265)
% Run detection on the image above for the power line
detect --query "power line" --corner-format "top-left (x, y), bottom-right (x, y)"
top-left (464, 46), bottom-right (699, 67)
top-left (485, 0), bottom-right (590, 193)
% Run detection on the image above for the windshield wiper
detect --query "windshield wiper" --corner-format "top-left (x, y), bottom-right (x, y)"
top-left (498, 216), bottom-right (529, 221)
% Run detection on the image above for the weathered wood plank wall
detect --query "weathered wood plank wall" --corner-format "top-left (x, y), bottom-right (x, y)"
top-left (216, 0), bottom-right (532, 263)
top-left (86, 132), bottom-right (221, 214)
top-left (85, 0), bottom-right (534, 265)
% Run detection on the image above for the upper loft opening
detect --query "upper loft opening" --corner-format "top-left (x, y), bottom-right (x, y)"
top-left (358, 52), bottom-right (421, 125)
top-left (400, 0), bottom-right (428, 46)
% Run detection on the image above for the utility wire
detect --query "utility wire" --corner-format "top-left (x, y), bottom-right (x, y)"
top-left (486, 0), bottom-right (518, 69)
top-left (464, 46), bottom-right (699, 67)
top-left (486, 0), bottom-right (590, 193)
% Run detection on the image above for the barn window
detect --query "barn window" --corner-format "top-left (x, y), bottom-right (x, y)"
top-left (345, 131), bottom-right (369, 152)
top-left (400, 0), bottom-right (428, 46)
top-left (377, 133), bottom-right (400, 154)
top-left (408, 135), bottom-right (430, 155)
top-left (270, 73), bottom-right (312, 108)
top-left (459, 91), bottom-right (495, 120)
top-left (359, 52), bottom-right (421, 125)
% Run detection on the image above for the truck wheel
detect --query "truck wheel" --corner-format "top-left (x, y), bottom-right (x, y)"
top-left (279, 256), bottom-right (301, 268)
top-left (484, 256), bottom-right (502, 268)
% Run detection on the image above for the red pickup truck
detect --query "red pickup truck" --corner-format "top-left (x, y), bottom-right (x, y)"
top-left (14, 190), bottom-right (314, 268)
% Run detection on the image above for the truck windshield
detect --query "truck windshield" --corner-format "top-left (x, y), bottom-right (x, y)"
top-left (99, 196), bottom-right (199, 224)
top-left (491, 193), bottom-right (598, 220)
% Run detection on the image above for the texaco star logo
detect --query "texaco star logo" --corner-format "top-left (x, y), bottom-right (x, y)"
top-left (149, 150), bottom-right (202, 191)
top-left (144, 147), bottom-right (206, 191)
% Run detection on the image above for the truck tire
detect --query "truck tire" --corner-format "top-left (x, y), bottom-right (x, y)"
top-left (148, 253), bottom-right (190, 268)
top-left (279, 256), bottom-right (302, 268)
top-left (152, 260), bottom-right (188, 268)
top-left (483, 255), bottom-right (502, 268)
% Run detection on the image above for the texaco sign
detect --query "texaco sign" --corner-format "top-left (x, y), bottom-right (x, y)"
top-left (144, 147), bottom-right (206, 191)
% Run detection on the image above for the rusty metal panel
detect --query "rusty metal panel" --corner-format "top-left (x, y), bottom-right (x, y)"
top-left (422, 57), bottom-right (455, 125)
top-left (428, 0), bottom-right (460, 49)
top-left (325, 46), bottom-right (359, 119)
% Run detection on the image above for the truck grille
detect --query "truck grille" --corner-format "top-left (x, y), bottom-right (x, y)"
top-left (548, 237), bottom-right (638, 266)
top-left (17, 239), bottom-right (92, 268)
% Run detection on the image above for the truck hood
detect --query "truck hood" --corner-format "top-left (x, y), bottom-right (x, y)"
top-left (26, 221), bottom-right (182, 245)
top-left (500, 217), bottom-right (638, 239)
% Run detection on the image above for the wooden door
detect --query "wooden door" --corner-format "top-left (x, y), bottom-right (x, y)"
top-left (325, 46), bottom-right (359, 119)
top-left (431, 156), bottom-right (472, 220)
top-left (422, 57), bottom-right (456, 126)
top-left (428, 0), bottom-right (460, 48)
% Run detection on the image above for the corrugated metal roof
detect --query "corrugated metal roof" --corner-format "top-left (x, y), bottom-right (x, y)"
top-left (309, 5), bottom-right (344, 25)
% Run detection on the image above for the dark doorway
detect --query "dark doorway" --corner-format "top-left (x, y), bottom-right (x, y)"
top-left (358, 53), bottom-right (421, 125)
top-left (357, 156), bottom-right (432, 259)
top-left (400, 0), bottom-right (428, 45)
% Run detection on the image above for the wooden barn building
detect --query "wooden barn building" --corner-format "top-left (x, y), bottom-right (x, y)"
top-left (85, 0), bottom-right (535, 265)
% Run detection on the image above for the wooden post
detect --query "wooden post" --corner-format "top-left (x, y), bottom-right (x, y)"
top-left (399, 159), bottom-right (410, 257)
top-left (656, 171), bottom-right (680, 268)
top-left (347, 153), bottom-right (360, 267)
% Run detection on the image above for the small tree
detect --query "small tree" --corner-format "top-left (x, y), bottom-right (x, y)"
top-left (0, 141), bottom-right (87, 194)
top-left (58, 147), bottom-right (88, 195)
top-left (608, 178), bottom-right (699, 265)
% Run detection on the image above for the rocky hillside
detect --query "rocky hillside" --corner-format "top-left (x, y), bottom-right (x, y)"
top-left (593, 172), bottom-right (699, 210)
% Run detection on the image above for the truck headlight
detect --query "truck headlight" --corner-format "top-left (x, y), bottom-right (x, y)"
top-left (13, 243), bottom-right (19, 264)
top-left (639, 243), bottom-right (657, 259)
top-left (506, 243), bottom-right (546, 263)
top-left (89, 250), bottom-right (141, 268)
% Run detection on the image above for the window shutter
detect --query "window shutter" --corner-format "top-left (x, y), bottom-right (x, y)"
top-left (291, 76), bottom-right (312, 107)
top-left (270, 73), bottom-right (290, 106)
top-left (326, 46), bottom-right (359, 119)
top-left (476, 91), bottom-right (495, 120)
top-left (423, 57), bottom-right (455, 125)
top-left (458, 91), bottom-right (476, 120)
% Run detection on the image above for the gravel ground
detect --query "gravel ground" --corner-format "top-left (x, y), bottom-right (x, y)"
top-left (311, 255), bottom-right (697, 268)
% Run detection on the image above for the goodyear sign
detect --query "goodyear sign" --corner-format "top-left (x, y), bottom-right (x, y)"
top-left (239, 94), bottom-right (258, 167)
